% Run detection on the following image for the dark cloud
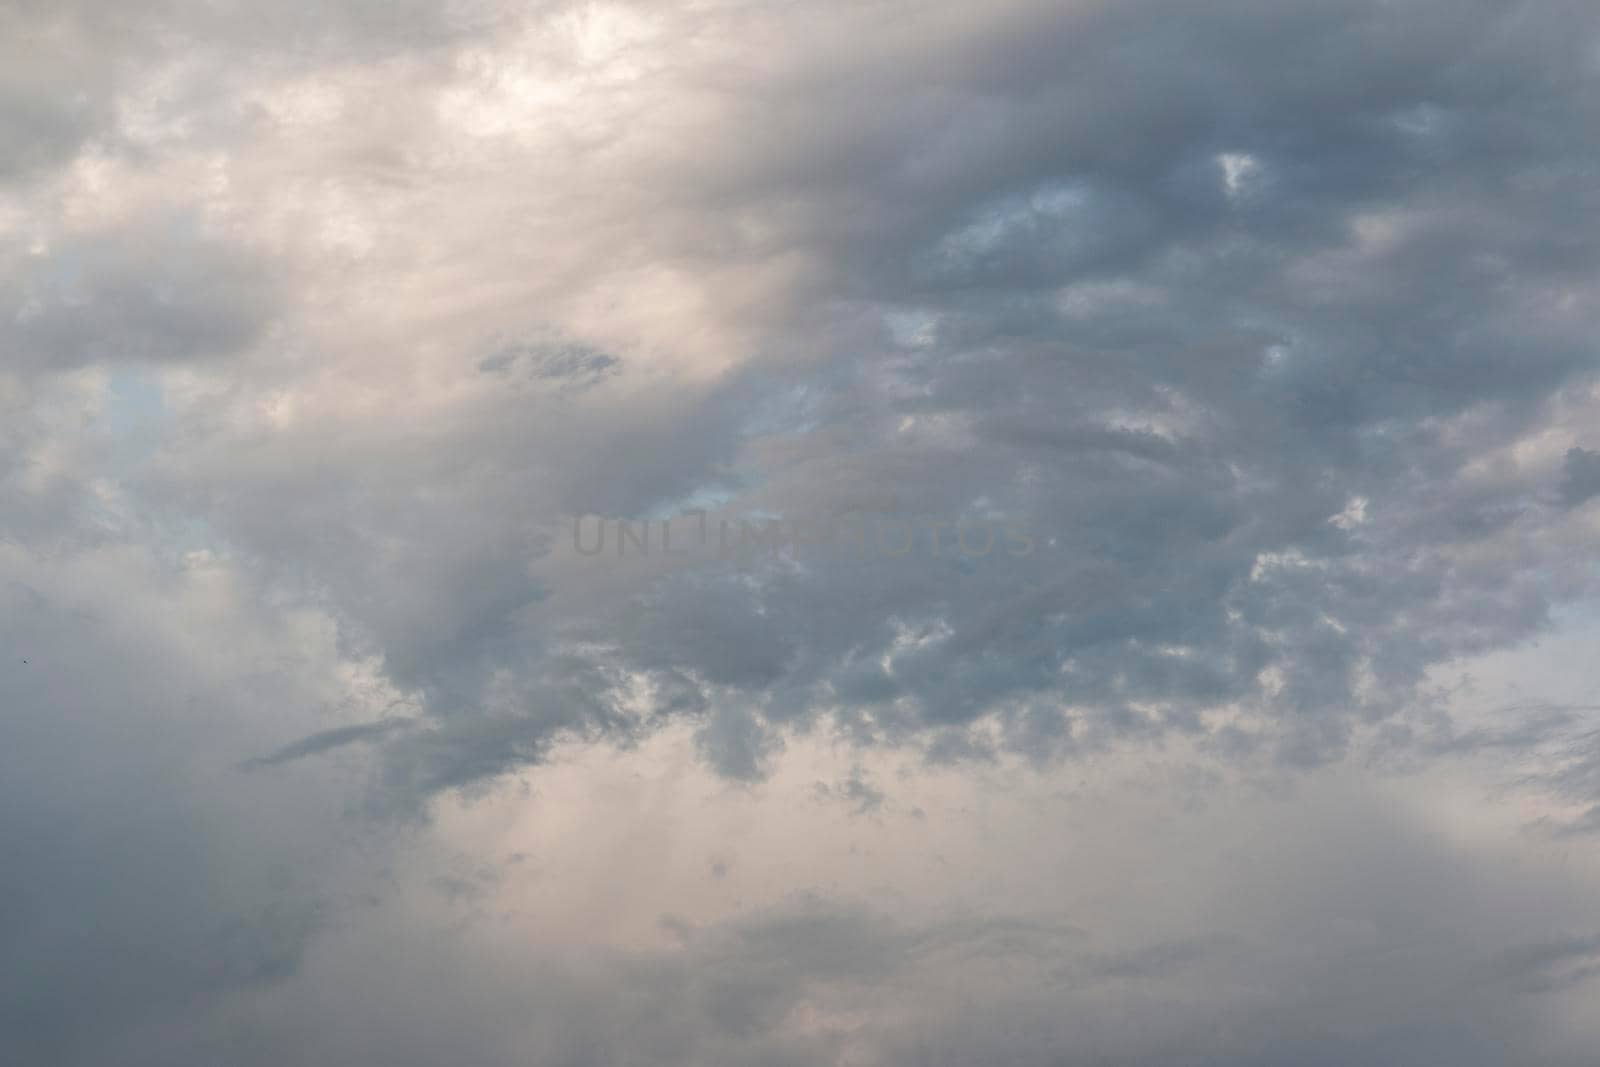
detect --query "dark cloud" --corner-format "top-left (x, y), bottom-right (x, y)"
top-left (0, 13), bottom-right (111, 180)
top-left (814, 764), bottom-right (887, 815)
top-left (1560, 447), bottom-right (1600, 508)
top-left (115, 0), bottom-right (1600, 805)
top-left (3, 217), bottom-right (278, 372)
top-left (238, 717), bottom-right (416, 770)
top-left (0, 553), bottom-right (360, 1066)
top-left (478, 333), bottom-right (621, 392)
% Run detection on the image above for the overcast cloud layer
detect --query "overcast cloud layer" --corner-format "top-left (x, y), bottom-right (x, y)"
top-left (4, 1), bottom-right (1600, 1063)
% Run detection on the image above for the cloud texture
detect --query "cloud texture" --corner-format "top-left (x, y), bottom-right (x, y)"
top-left (3, 0), bottom-right (1600, 1063)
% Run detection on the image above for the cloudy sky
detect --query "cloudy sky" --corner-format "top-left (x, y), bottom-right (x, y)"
top-left (4, 0), bottom-right (1600, 1062)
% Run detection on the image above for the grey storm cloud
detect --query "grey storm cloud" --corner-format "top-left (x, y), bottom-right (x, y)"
top-left (3, 218), bottom-right (278, 371)
top-left (237, 716), bottom-right (416, 770)
top-left (141, 0), bottom-right (1600, 798)
top-left (0, 562), bottom-right (338, 1064)
top-left (1560, 447), bottom-right (1600, 508)
top-left (3, 0), bottom-right (1600, 1064)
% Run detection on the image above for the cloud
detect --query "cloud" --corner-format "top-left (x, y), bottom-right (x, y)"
top-left (67, 750), bottom-right (1600, 1067)
top-left (814, 764), bottom-right (887, 815)
top-left (238, 717), bottom-right (416, 770)
top-left (0, 542), bottom-right (386, 1064)
top-left (1560, 447), bottom-right (1600, 508)
top-left (3, 0), bottom-right (1600, 1063)
top-left (91, 0), bottom-right (1599, 809)
top-left (3, 216), bottom-right (279, 372)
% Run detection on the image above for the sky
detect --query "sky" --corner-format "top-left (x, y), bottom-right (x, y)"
top-left (3, 1), bottom-right (1600, 1063)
